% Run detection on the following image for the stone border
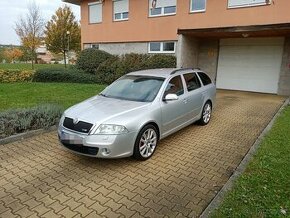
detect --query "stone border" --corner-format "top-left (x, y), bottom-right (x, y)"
top-left (0, 126), bottom-right (57, 145)
top-left (200, 98), bottom-right (290, 218)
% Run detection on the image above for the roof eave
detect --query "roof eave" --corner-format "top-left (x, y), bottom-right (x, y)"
top-left (62, 0), bottom-right (80, 5)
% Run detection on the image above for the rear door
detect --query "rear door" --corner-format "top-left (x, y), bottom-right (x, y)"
top-left (182, 72), bottom-right (203, 121)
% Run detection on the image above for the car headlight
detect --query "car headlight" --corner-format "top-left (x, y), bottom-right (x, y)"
top-left (94, 124), bottom-right (129, 135)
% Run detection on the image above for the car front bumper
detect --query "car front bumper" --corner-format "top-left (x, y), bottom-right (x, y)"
top-left (58, 126), bottom-right (137, 158)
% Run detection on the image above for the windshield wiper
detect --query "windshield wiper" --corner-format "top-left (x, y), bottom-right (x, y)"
top-left (99, 93), bottom-right (107, 97)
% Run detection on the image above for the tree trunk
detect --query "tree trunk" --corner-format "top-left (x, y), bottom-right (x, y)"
top-left (64, 51), bottom-right (67, 68)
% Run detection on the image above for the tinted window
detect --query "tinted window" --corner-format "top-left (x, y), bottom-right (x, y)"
top-left (164, 76), bottom-right (184, 97)
top-left (198, 72), bottom-right (212, 86)
top-left (184, 73), bottom-right (201, 91)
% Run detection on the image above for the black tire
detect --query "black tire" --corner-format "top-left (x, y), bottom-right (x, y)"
top-left (198, 101), bottom-right (212, 126)
top-left (133, 124), bottom-right (158, 161)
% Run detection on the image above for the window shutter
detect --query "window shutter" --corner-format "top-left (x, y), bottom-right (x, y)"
top-left (149, 0), bottom-right (176, 9)
top-left (114, 0), bottom-right (129, 14)
top-left (89, 3), bottom-right (102, 23)
top-left (228, 0), bottom-right (266, 7)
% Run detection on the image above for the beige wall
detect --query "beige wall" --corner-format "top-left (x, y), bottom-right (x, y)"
top-left (81, 0), bottom-right (290, 44)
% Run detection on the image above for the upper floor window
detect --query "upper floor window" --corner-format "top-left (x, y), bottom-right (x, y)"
top-left (113, 0), bottom-right (129, 21)
top-left (190, 0), bottom-right (206, 12)
top-left (228, 0), bottom-right (270, 8)
top-left (148, 41), bottom-right (176, 54)
top-left (89, 2), bottom-right (102, 24)
top-left (149, 0), bottom-right (176, 17)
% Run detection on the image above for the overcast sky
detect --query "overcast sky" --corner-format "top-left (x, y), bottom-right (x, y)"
top-left (0, 0), bottom-right (80, 45)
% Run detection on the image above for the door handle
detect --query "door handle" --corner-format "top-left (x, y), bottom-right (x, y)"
top-left (183, 99), bottom-right (188, 104)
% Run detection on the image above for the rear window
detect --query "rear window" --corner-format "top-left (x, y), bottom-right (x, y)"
top-left (198, 72), bottom-right (212, 86)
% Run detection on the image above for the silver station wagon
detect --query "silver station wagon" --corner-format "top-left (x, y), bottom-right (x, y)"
top-left (58, 68), bottom-right (216, 160)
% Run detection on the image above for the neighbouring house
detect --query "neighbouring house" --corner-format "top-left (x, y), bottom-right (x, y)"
top-left (36, 41), bottom-right (54, 64)
top-left (63, 0), bottom-right (290, 95)
top-left (36, 41), bottom-right (77, 64)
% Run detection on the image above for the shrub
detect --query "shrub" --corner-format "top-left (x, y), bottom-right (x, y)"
top-left (96, 53), bottom-right (177, 84)
top-left (33, 68), bottom-right (97, 83)
top-left (76, 48), bottom-right (114, 74)
top-left (0, 69), bottom-right (35, 82)
top-left (0, 104), bottom-right (63, 139)
top-left (146, 54), bottom-right (176, 69)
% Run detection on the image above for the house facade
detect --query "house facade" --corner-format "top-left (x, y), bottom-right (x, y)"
top-left (63, 0), bottom-right (290, 95)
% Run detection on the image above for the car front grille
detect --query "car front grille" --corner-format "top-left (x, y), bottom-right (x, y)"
top-left (63, 117), bottom-right (93, 134)
top-left (61, 140), bottom-right (99, 156)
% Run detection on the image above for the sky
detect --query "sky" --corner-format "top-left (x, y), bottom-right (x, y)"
top-left (0, 0), bottom-right (80, 45)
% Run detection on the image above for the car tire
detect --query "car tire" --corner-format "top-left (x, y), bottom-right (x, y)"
top-left (198, 101), bottom-right (212, 126)
top-left (133, 124), bottom-right (158, 161)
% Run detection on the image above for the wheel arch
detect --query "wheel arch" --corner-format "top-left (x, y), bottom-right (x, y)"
top-left (139, 121), bottom-right (160, 141)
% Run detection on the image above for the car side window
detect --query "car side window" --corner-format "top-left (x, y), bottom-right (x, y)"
top-left (164, 76), bottom-right (184, 97)
top-left (198, 72), bottom-right (212, 86)
top-left (183, 73), bottom-right (201, 92)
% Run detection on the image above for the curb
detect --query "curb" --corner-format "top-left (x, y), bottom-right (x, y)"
top-left (200, 98), bottom-right (290, 218)
top-left (0, 126), bottom-right (57, 145)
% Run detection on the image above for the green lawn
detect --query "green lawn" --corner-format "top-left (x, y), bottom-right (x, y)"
top-left (0, 82), bottom-right (106, 111)
top-left (212, 106), bottom-right (290, 217)
top-left (0, 63), bottom-right (66, 70)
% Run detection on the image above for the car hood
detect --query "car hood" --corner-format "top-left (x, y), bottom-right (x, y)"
top-left (64, 95), bottom-right (150, 125)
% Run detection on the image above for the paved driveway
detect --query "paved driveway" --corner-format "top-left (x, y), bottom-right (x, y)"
top-left (0, 91), bottom-right (285, 218)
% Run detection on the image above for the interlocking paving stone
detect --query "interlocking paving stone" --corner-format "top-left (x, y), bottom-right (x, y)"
top-left (0, 91), bottom-right (285, 217)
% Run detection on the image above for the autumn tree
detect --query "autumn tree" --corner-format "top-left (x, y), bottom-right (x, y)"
top-left (45, 5), bottom-right (81, 68)
top-left (3, 47), bottom-right (23, 63)
top-left (15, 2), bottom-right (44, 69)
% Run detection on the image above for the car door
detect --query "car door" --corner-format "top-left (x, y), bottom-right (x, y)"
top-left (182, 72), bottom-right (203, 121)
top-left (161, 75), bottom-right (188, 135)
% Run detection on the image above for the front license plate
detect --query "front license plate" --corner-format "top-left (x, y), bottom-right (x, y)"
top-left (60, 131), bottom-right (83, 144)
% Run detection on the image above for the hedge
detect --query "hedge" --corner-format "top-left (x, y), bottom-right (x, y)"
top-left (96, 53), bottom-right (176, 84)
top-left (0, 104), bottom-right (63, 139)
top-left (76, 48), bottom-right (114, 74)
top-left (33, 68), bottom-right (97, 83)
top-left (0, 69), bottom-right (35, 82)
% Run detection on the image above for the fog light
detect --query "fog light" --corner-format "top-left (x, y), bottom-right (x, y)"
top-left (101, 148), bottom-right (111, 156)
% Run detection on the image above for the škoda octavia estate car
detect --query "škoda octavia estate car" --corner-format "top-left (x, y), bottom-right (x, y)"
top-left (58, 68), bottom-right (216, 160)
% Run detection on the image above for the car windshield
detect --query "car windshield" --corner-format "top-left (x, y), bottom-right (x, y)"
top-left (100, 75), bottom-right (165, 102)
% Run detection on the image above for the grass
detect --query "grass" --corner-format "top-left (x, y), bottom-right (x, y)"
top-left (0, 82), bottom-right (106, 111)
top-left (212, 106), bottom-right (290, 217)
top-left (0, 63), bottom-right (66, 70)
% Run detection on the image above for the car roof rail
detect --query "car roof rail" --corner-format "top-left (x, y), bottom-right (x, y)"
top-left (170, 67), bottom-right (201, 75)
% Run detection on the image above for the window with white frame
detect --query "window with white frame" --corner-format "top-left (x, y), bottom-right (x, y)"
top-left (149, 0), bottom-right (176, 17)
top-left (228, 0), bottom-right (270, 8)
top-left (89, 2), bottom-right (102, 24)
top-left (190, 0), bottom-right (206, 12)
top-left (113, 0), bottom-right (129, 21)
top-left (148, 42), bottom-right (175, 53)
top-left (83, 43), bottom-right (99, 49)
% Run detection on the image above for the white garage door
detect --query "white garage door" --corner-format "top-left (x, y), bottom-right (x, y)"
top-left (216, 37), bottom-right (284, 94)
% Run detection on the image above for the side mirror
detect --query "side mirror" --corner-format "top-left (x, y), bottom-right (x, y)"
top-left (164, 94), bottom-right (178, 101)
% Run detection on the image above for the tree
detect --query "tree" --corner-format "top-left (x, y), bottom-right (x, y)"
top-left (3, 47), bottom-right (23, 63)
top-left (0, 48), bottom-right (4, 63)
top-left (19, 46), bottom-right (32, 63)
top-left (45, 5), bottom-right (81, 68)
top-left (15, 2), bottom-right (44, 69)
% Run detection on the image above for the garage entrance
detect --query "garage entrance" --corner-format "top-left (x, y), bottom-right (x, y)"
top-left (216, 37), bottom-right (284, 94)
